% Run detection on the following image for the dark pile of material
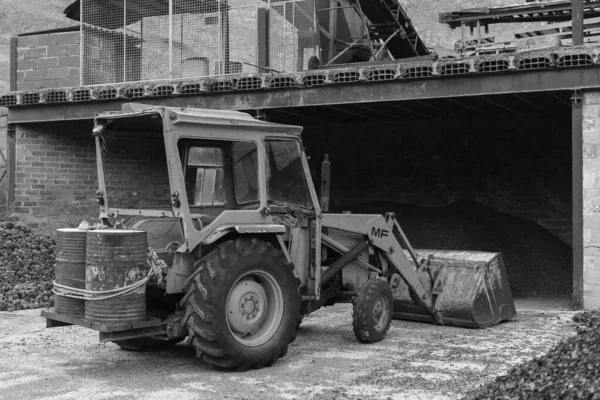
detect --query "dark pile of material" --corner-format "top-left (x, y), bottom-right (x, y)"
top-left (468, 311), bottom-right (600, 400)
top-left (341, 201), bottom-right (572, 296)
top-left (0, 220), bottom-right (56, 311)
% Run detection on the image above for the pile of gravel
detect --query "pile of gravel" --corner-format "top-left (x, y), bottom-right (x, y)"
top-left (468, 311), bottom-right (600, 399)
top-left (0, 220), bottom-right (56, 311)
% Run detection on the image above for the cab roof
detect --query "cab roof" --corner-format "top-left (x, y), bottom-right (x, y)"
top-left (94, 103), bottom-right (303, 137)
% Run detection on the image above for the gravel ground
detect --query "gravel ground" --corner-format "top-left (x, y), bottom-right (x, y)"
top-left (0, 297), bottom-right (577, 400)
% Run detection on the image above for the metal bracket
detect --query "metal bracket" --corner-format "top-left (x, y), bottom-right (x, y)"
top-left (571, 89), bottom-right (582, 106)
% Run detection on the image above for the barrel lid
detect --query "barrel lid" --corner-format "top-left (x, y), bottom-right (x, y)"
top-left (86, 229), bottom-right (145, 234)
top-left (56, 228), bottom-right (88, 233)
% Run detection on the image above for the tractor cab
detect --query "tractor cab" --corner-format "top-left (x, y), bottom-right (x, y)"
top-left (92, 103), bottom-right (321, 256)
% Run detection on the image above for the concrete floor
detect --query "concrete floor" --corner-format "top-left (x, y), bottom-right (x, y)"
top-left (0, 297), bottom-right (577, 400)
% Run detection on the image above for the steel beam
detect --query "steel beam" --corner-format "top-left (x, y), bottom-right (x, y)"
top-left (9, 37), bottom-right (17, 92)
top-left (480, 96), bottom-right (516, 113)
top-left (415, 100), bottom-right (459, 117)
top-left (513, 94), bottom-right (547, 113)
top-left (447, 98), bottom-right (486, 114)
top-left (6, 125), bottom-right (15, 216)
top-left (572, 0), bottom-right (584, 46)
top-left (384, 101), bottom-right (429, 119)
top-left (7, 68), bottom-right (600, 124)
top-left (572, 90), bottom-right (584, 305)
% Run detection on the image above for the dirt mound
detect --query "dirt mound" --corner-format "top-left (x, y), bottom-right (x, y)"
top-left (468, 311), bottom-right (600, 399)
top-left (0, 220), bottom-right (56, 311)
top-left (337, 201), bottom-right (572, 297)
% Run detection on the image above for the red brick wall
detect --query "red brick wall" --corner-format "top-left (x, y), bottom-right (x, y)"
top-left (15, 31), bottom-right (80, 91)
top-left (303, 112), bottom-right (572, 245)
top-left (13, 122), bottom-right (169, 236)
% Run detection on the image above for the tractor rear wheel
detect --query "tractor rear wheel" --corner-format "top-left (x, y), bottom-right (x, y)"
top-left (182, 237), bottom-right (301, 370)
top-left (352, 278), bottom-right (393, 343)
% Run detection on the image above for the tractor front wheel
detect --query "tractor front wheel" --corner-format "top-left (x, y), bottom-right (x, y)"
top-left (352, 278), bottom-right (393, 343)
top-left (182, 237), bottom-right (301, 370)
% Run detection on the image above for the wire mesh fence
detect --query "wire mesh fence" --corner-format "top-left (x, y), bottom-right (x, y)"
top-left (81, 0), bottom-right (319, 86)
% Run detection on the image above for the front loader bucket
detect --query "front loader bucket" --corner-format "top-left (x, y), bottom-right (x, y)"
top-left (392, 250), bottom-right (516, 328)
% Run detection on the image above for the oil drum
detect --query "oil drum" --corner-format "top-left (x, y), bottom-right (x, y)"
top-left (84, 230), bottom-right (148, 325)
top-left (54, 228), bottom-right (87, 318)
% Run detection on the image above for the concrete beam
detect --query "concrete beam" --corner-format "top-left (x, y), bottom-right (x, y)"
top-left (582, 89), bottom-right (600, 309)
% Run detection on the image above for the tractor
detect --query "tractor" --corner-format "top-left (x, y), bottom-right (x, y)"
top-left (42, 104), bottom-right (515, 370)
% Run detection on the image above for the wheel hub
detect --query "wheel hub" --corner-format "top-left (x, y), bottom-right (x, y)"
top-left (227, 278), bottom-right (268, 335)
top-left (372, 296), bottom-right (389, 332)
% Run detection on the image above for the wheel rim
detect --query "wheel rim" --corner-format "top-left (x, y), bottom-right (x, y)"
top-left (372, 294), bottom-right (390, 332)
top-left (226, 269), bottom-right (284, 347)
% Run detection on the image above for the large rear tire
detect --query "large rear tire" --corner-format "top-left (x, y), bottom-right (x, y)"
top-left (352, 278), bottom-right (393, 343)
top-left (182, 237), bottom-right (301, 370)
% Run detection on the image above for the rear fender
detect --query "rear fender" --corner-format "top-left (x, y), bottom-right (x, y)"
top-left (166, 225), bottom-right (288, 294)
top-left (202, 224), bottom-right (286, 245)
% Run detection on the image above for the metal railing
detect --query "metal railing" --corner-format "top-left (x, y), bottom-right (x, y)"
top-left (80, 0), bottom-right (319, 86)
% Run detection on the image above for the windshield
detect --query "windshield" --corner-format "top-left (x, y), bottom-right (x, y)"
top-left (265, 139), bottom-right (313, 209)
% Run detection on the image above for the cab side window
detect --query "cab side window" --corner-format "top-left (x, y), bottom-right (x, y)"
top-left (185, 147), bottom-right (226, 206)
top-left (232, 141), bottom-right (259, 204)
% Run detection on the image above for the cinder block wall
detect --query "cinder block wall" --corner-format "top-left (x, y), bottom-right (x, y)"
top-left (13, 122), bottom-right (168, 235)
top-left (15, 31), bottom-right (80, 91)
top-left (303, 111), bottom-right (572, 245)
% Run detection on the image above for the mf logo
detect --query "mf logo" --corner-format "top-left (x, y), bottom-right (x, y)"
top-left (371, 227), bottom-right (389, 238)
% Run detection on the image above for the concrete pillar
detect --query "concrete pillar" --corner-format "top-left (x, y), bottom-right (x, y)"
top-left (582, 89), bottom-right (600, 309)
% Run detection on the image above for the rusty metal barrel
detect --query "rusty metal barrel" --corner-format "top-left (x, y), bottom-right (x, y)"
top-left (84, 230), bottom-right (148, 325)
top-left (54, 228), bottom-right (87, 318)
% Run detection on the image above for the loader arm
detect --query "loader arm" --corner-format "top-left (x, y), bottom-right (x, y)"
top-left (321, 213), bottom-right (443, 323)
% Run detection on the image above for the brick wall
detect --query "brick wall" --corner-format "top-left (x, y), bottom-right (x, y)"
top-left (13, 122), bottom-right (169, 236)
top-left (303, 111), bottom-right (572, 245)
top-left (15, 31), bottom-right (80, 91)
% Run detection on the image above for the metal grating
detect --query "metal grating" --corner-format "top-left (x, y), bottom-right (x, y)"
top-left (517, 56), bottom-right (552, 70)
top-left (152, 84), bottom-right (174, 97)
top-left (96, 87), bottom-right (117, 100)
top-left (332, 71), bottom-right (360, 83)
top-left (302, 73), bottom-right (326, 87)
top-left (180, 82), bottom-right (202, 95)
top-left (439, 63), bottom-right (471, 76)
top-left (366, 68), bottom-right (397, 82)
top-left (81, 0), bottom-right (318, 86)
top-left (477, 59), bottom-right (510, 73)
top-left (0, 95), bottom-right (17, 107)
top-left (235, 76), bottom-right (263, 91)
top-left (72, 88), bottom-right (92, 102)
top-left (557, 54), bottom-right (594, 68)
top-left (268, 75), bottom-right (297, 88)
top-left (402, 65), bottom-right (433, 79)
top-left (45, 90), bottom-right (68, 103)
top-left (21, 93), bottom-right (40, 105)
